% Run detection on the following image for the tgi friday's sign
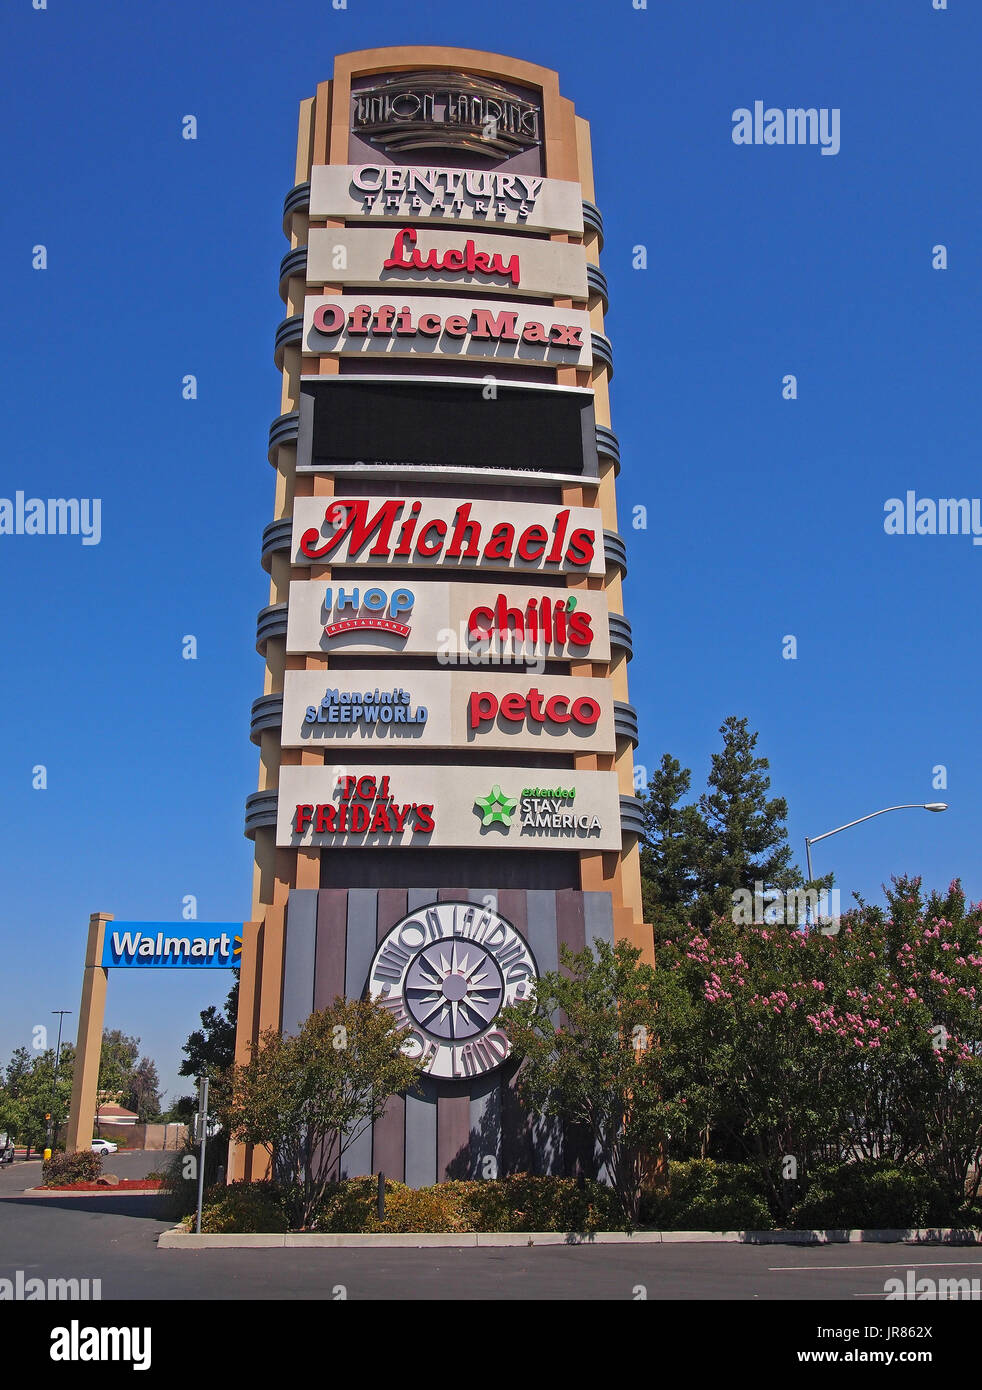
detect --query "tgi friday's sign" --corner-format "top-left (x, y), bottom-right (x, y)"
top-left (302, 294), bottom-right (592, 369)
top-left (280, 669), bottom-right (616, 754)
top-left (285, 578), bottom-right (611, 661)
top-left (290, 496), bottom-right (605, 577)
top-left (308, 163), bottom-right (584, 234)
top-left (277, 764), bottom-right (623, 851)
top-left (368, 901), bottom-right (537, 1080)
top-left (306, 225), bottom-right (588, 300)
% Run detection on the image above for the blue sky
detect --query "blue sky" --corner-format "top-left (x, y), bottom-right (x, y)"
top-left (1, 0), bottom-right (976, 1104)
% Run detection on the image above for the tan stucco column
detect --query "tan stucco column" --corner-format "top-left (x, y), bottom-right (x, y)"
top-left (64, 912), bottom-right (112, 1154)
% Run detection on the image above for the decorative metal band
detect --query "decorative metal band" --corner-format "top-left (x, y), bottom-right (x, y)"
top-left (261, 517), bottom-right (293, 571)
top-left (586, 263), bottom-right (608, 312)
top-left (582, 199), bottom-right (604, 250)
top-left (282, 181), bottom-right (311, 232)
top-left (268, 411), bottom-right (300, 463)
top-left (608, 612), bottom-right (633, 660)
top-left (613, 701), bottom-right (640, 747)
top-left (245, 789), bottom-right (279, 838)
top-left (279, 245), bottom-right (308, 298)
top-left (250, 694), bottom-right (283, 744)
top-left (591, 333), bottom-right (614, 376)
top-left (603, 529), bottom-right (628, 577)
top-left (620, 794), bottom-right (645, 838)
top-left (595, 424), bottom-right (620, 471)
top-left (274, 313), bottom-right (304, 368)
top-left (256, 602), bottom-right (288, 655)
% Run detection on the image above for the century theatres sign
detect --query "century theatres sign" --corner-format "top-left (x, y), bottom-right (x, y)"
top-left (308, 164), bottom-right (584, 233)
top-left (280, 669), bottom-right (616, 754)
top-left (303, 294), bottom-right (592, 368)
top-left (290, 496), bottom-right (606, 577)
top-left (284, 578), bottom-right (612, 661)
top-left (368, 902), bottom-right (538, 1080)
top-left (306, 225), bottom-right (588, 300)
top-left (277, 765), bottom-right (623, 851)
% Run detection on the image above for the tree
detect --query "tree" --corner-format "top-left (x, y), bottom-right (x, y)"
top-left (647, 876), bottom-right (982, 1219)
top-left (126, 1057), bottom-right (162, 1122)
top-left (179, 979), bottom-right (238, 1082)
top-left (0, 1046), bottom-right (75, 1152)
top-left (694, 717), bottom-right (801, 923)
top-left (500, 939), bottom-right (662, 1225)
top-left (98, 1029), bottom-right (140, 1101)
top-left (225, 997), bottom-right (424, 1229)
top-left (639, 719), bottom-right (805, 931)
top-left (638, 754), bottom-right (707, 932)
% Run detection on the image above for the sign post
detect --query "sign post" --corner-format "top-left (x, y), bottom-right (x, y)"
top-left (194, 1075), bottom-right (209, 1236)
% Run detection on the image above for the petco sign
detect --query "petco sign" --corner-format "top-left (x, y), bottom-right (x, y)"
top-left (303, 294), bottom-right (592, 368)
top-left (280, 669), bottom-right (615, 754)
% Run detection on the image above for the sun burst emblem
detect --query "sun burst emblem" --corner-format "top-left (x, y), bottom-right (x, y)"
top-left (404, 939), bottom-right (505, 1041)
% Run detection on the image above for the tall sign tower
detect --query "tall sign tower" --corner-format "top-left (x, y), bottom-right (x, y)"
top-left (232, 47), bottom-right (650, 1185)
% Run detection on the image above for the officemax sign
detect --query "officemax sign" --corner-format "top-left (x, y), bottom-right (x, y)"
top-left (101, 923), bottom-right (242, 969)
top-left (303, 294), bottom-right (592, 368)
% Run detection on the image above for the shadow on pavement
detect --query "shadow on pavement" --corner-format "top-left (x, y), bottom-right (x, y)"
top-left (2, 1193), bottom-right (175, 1220)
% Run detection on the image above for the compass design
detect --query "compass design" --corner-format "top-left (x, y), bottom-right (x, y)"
top-left (367, 902), bottom-right (538, 1078)
top-left (404, 940), bottom-right (504, 1041)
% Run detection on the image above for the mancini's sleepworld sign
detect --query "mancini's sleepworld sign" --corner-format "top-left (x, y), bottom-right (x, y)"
top-left (101, 923), bottom-right (243, 969)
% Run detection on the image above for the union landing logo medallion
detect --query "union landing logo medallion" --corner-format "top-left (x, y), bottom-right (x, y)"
top-left (367, 901), bottom-right (537, 1079)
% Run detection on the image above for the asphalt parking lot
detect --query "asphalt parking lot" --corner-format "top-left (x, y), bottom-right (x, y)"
top-left (3, 1151), bottom-right (982, 1301)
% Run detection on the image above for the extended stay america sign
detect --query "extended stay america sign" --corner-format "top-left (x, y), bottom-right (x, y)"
top-left (290, 496), bottom-right (606, 576)
top-left (308, 164), bottom-right (585, 234)
top-left (303, 294), bottom-right (592, 368)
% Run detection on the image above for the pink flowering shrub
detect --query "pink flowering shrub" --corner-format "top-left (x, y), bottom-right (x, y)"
top-left (650, 876), bottom-right (982, 1221)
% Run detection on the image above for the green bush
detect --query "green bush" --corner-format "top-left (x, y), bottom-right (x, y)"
top-left (42, 1151), bottom-right (103, 1186)
top-left (791, 1160), bottom-right (959, 1230)
top-left (192, 1181), bottom-right (290, 1234)
top-left (640, 1160), bottom-right (772, 1231)
top-left (461, 1175), bottom-right (620, 1233)
top-left (160, 1137), bottom-right (230, 1219)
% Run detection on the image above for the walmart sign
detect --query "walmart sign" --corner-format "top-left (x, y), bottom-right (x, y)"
top-left (101, 923), bottom-right (243, 969)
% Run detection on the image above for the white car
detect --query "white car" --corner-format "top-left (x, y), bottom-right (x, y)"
top-left (90, 1139), bottom-right (118, 1154)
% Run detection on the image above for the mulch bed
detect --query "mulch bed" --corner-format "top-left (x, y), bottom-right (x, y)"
top-left (41, 1179), bottom-right (165, 1192)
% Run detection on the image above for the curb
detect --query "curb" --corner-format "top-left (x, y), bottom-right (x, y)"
top-left (156, 1226), bottom-right (982, 1250)
top-left (8, 1187), bottom-right (166, 1199)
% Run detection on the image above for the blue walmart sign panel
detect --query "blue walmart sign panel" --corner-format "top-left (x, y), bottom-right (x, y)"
top-left (101, 923), bottom-right (243, 969)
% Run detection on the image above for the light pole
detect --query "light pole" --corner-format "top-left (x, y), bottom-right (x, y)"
top-left (805, 803), bottom-right (947, 883)
top-left (50, 1011), bottom-right (72, 1151)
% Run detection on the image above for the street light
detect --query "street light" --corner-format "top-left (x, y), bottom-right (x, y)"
top-left (805, 803), bottom-right (948, 882)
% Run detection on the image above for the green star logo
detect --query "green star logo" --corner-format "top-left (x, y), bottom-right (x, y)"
top-left (475, 784), bottom-right (517, 827)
